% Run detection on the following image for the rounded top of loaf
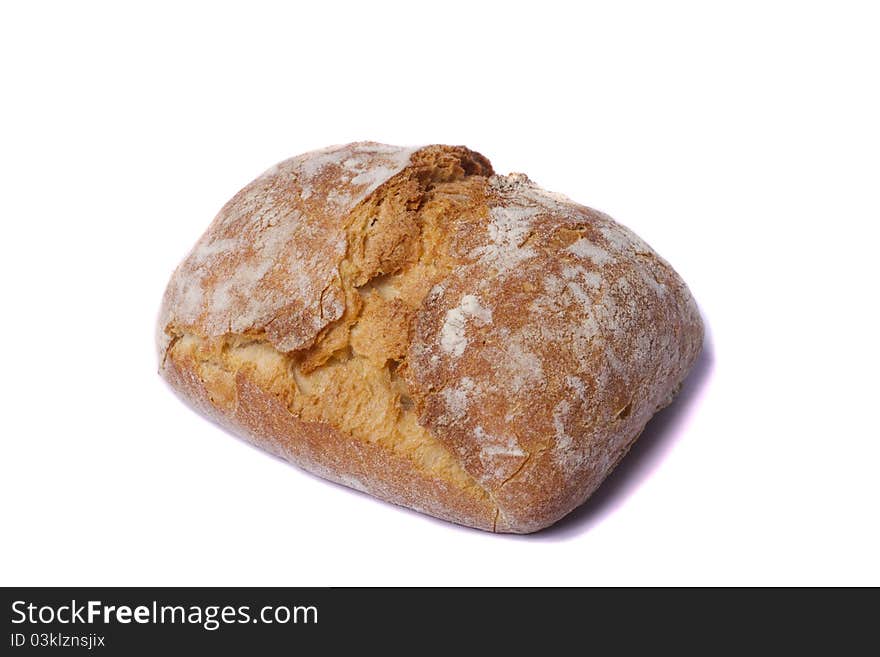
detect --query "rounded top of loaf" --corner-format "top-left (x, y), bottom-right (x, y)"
top-left (406, 171), bottom-right (702, 529)
top-left (158, 142), bottom-right (422, 356)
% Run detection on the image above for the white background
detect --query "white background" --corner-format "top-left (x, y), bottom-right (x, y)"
top-left (2, 1), bottom-right (878, 586)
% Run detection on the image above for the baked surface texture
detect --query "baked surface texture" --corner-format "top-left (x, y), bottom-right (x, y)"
top-left (158, 142), bottom-right (703, 533)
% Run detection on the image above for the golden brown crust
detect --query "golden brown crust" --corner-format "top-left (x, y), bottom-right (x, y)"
top-left (162, 347), bottom-right (497, 530)
top-left (157, 142), bottom-right (422, 358)
top-left (406, 174), bottom-right (703, 531)
top-left (158, 142), bottom-right (703, 533)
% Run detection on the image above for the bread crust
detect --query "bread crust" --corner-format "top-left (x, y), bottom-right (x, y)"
top-left (162, 348), bottom-right (498, 530)
top-left (158, 142), bottom-right (703, 533)
top-left (407, 175), bottom-right (703, 532)
top-left (157, 143), bottom-right (421, 357)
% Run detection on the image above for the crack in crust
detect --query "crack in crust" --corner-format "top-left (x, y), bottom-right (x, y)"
top-left (160, 144), bottom-right (507, 531)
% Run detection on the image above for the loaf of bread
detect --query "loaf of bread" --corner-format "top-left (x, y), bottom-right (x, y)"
top-left (157, 142), bottom-right (703, 533)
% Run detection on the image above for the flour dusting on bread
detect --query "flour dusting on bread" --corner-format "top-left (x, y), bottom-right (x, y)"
top-left (158, 143), bottom-right (417, 356)
top-left (439, 294), bottom-right (492, 357)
